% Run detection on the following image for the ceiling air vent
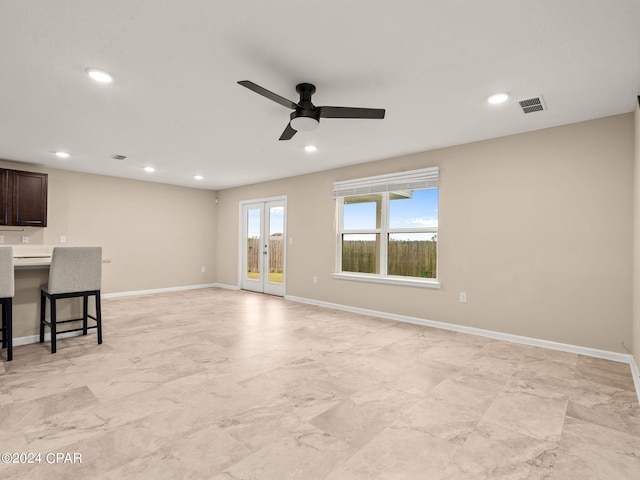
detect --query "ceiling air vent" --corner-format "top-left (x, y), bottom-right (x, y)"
top-left (110, 154), bottom-right (127, 160)
top-left (518, 96), bottom-right (545, 114)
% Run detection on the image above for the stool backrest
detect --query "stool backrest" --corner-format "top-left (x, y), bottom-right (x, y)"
top-left (48, 247), bottom-right (102, 295)
top-left (0, 246), bottom-right (14, 298)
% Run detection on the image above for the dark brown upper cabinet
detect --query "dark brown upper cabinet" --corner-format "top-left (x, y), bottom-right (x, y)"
top-left (0, 168), bottom-right (48, 227)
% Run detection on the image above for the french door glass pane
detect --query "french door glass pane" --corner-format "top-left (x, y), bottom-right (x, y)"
top-left (268, 206), bottom-right (284, 284)
top-left (247, 208), bottom-right (261, 280)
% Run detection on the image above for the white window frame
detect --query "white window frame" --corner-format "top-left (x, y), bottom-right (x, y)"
top-left (332, 167), bottom-right (441, 289)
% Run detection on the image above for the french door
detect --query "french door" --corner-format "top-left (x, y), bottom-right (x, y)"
top-left (241, 198), bottom-right (286, 296)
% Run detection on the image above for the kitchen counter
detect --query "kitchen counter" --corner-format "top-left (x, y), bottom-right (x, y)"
top-left (14, 255), bottom-right (51, 268)
top-left (12, 244), bottom-right (53, 268)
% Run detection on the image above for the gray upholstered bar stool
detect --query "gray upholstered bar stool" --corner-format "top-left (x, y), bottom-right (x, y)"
top-left (40, 247), bottom-right (103, 354)
top-left (0, 246), bottom-right (14, 361)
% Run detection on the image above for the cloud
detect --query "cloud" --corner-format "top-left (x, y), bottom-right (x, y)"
top-left (405, 216), bottom-right (438, 228)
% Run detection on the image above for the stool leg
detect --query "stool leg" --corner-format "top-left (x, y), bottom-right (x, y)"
top-left (7, 299), bottom-right (12, 361)
top-left (50, 297), bottom-right (57, 354)
top-left (1, 301), bottom-right (6, 349)
top-left (39, 290), bottom-right (46, 344)
top-left (96, 292), bottom-right (102, 345)
top-left (82, 294), bottom-right (88, 336)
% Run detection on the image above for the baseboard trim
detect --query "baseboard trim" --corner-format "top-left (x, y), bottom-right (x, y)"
top-left (102, 283), bottom-right (218, 299)
top-left (212, 283), bottom-right (240, 291)
top-left (285, 294), bottom-right (634, 365)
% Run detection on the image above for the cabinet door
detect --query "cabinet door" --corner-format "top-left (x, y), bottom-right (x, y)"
top-left (11, 170), bottom-right (48, 227)
top-left (0, 170), bottom-right (8, 225)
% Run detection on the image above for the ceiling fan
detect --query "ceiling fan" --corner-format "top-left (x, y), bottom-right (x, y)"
top-left (238, 80), bottom-right (386, 140)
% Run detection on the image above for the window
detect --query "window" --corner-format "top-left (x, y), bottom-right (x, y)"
top-left (333, 167), bottom-right (439, 287)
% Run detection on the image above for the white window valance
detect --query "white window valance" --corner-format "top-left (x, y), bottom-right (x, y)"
top-left (332, 166), bottom-right (439, 198)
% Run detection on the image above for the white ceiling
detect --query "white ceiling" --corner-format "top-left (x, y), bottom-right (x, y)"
top-left (1, 1), bottom-right (639, 191)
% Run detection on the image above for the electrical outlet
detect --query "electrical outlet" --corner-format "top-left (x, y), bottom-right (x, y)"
top-left (459, 292), bottom-right (467, 303)
top-left (313, 276), bottom-right (318, 284)
top-left (21, 235), bottom-right (29, 244)
top-left (60, 235), bottom-right (67, 244)
top-left (0, 235), bottom-right (4, 244)
top-left (201, 266), bottom-right (206, 273)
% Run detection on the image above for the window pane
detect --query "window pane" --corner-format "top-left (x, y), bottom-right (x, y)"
top-left (389, 189), bottom-right (438, 229)
top-left (343, 194), bottom-right (382, 230)
top-left (342, 234), bottom-right (380, 274)
top-left (388, 233), bottom-right (437, 278)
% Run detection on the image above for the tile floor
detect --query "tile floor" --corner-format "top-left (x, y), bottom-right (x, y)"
top-left (0, 288), bottom-right (639, 479)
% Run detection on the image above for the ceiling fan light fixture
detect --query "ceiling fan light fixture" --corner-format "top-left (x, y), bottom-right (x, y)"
top-left (488, 92), bottom-right (510, 104)
top-left (290, 116), bottom-right (319, 132)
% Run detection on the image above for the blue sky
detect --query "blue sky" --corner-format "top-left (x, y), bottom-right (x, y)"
top-left (247, 206), bottom-right (284, 238)
top-left (248, 191), bottom-right (437, 240)
top-left (344, 189), bottom-right (438, 231)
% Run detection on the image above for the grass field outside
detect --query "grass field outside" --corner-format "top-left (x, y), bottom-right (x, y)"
top-left (247, 271), bottom-right (283, 283)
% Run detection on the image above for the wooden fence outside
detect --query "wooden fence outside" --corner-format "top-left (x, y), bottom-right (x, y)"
top-left (247, 237), bottom-right (284, 273)
top-left (248, 237), bottom-right (437, 278)
top-left (342, 239), bottom-right (437, 278)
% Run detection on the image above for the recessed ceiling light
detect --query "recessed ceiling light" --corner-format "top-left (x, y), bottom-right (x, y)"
top-left (487, 92), bottom-right (510, 104)
top-left (304, 145), bottom-right (317, 153)
top-left (194, 175), bottom-right (204, 181)
top-left (144, 166), bottom-right (155, 173)
top-left (54, 151), bottom-right (70, 158)
top-left (86, 68), bottom-right (114, 83)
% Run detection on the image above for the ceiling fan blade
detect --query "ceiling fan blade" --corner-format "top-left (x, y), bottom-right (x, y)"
top-left (279, 122), bottom-right (297, 141)
top-left (238, 80), bottom-right (299, 109)
top-left (319, 106), bottom-right (385, 119)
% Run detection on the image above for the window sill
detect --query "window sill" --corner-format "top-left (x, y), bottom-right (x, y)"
top-left (332, 272), bottom-right (441, 289)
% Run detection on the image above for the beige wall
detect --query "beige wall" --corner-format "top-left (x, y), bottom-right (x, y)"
top-left (216, 114), bottom-right (634, 352)
top-left (5, 114), bottom-right (633, 352)
top-left (0, 161), bottom-right (217, 338)
top-left (634, 102), bottom-right (640, 368)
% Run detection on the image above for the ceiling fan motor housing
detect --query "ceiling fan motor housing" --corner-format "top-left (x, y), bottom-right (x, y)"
top-left (296, 82), bottom-right (316, 99)
top-left (290, 83), bottom-right (320, 131)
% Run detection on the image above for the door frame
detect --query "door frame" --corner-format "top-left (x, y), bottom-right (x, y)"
top-left (238, 195), bottom-right (287, 296)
